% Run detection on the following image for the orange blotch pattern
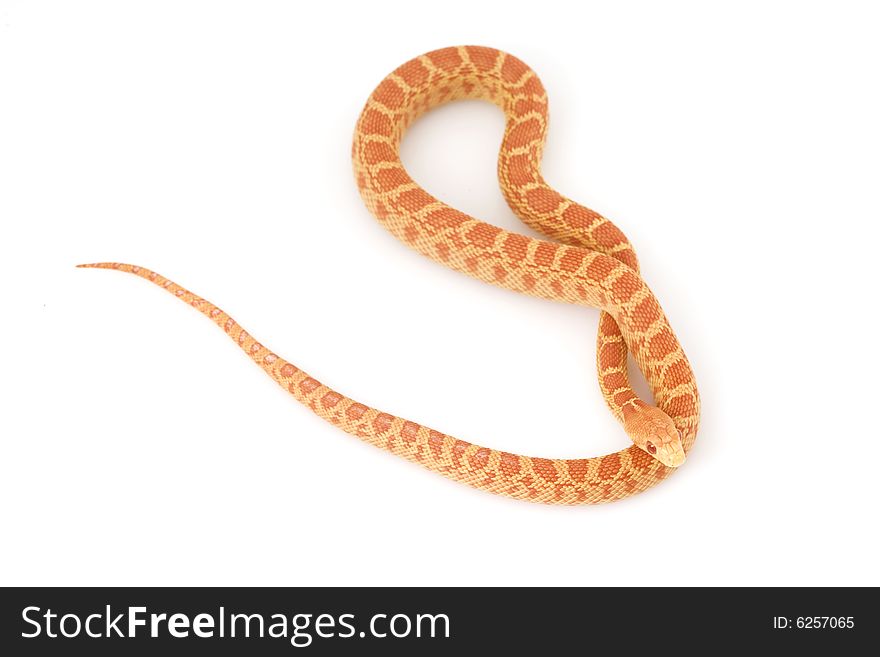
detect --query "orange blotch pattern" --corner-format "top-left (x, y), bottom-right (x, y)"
top-left (425, 48), bottom-right (462, 71)
top-left (632, 295), bottom-right (662, 331)
top-left (468, 447), bottom-right (491, 470)
top-left (663, 359), bottom-right (691, 389)
top-left (610, 271), bottom-right (642, 304)
top-left (427, 430), bottom-right (446, 459)
top-left (499, 452), bottom-right (521, 476)
top-left (505, 153), bottom-right (535, 186)
top-left (373, 78), bottom-right (405, 110)
top-left (396, 188), bottom-right (435, 211)
top-left (363, 141), bottom-right (397, 165)
top-left (501, 55), bottom-right (529, 83)
top-left (567, 460), bottom-right (589, 483)
top-left (322, 392), bottom-right (342, 408)
top-left (299, 378), bottom-right (321, 394)
top-left (586, 255), bottom-right (617, 283)
top-left (374, 413), bottom-right (394, 434)
top-left (562, 204), bottom-right (601, 231)
top-left (361, 109), bottom-right (393, 136)
top-left (532, 458), bottom-right (558, 483)
top-left (525, 188), bottom-right (563, 214)
top-left (558, 247), bottom-right (586, 273)
top-left (593, 221), bottom-right (627, 248)
top-left (425, 207), bottom-right (467, 231)
top-left (401, 421), bottom-right (420, 442)
top-left (466, 223), bottom-right (502, 249)
top-left (597, 454), bottom-right (622, 480)
top-left (396, 59), bottom-right (429, 87)
top-left (506, 118), bottom-right (543, 149)
top-left (465, 46), bottom-right (499, 71)
top-left (599, 342), bottom-right (625, 369)
top-left (502, 233), bottom-right (529, 262)
top-left (533, 242), bottom-right (558, 268)
top-left (375, 167), bottom-right (411, 191)
top-left (648, 328), bottom-right (677, 360)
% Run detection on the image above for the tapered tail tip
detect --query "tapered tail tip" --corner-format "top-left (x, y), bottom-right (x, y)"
top-left (76, 262), bottom-right (115, 269)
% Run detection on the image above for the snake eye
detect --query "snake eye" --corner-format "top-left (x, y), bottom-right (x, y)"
top-left (645, 441), bottom-right (656, 455)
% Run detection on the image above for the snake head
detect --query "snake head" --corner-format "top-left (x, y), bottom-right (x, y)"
top-left (622, 403), bottom-right (686, 468)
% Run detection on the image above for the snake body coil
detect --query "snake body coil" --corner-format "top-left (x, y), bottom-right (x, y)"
top-left (82, 46), bottom-right (700, 504)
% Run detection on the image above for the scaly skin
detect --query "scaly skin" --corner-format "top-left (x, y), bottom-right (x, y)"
top-left (81, 46), bottom-right (699, 504)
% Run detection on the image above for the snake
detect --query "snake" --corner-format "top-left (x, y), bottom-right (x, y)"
top-left (80, 46), bottom-right (700, 504)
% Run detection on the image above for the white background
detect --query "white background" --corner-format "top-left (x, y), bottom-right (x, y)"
top-left (1, 1), bottom-right (878, 586)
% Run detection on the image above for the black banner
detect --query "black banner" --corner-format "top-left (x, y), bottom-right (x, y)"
top-left (1, 587), bottom-right (874, 654)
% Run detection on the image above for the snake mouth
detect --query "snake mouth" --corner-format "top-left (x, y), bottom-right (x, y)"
top-left (665, 450), bottom-right (686, 468)
top-left (656, 441), bottom-right (686, 468)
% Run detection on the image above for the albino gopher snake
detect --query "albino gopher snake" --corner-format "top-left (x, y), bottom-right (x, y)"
top-left (81, 46), bottom-right (700, 504)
